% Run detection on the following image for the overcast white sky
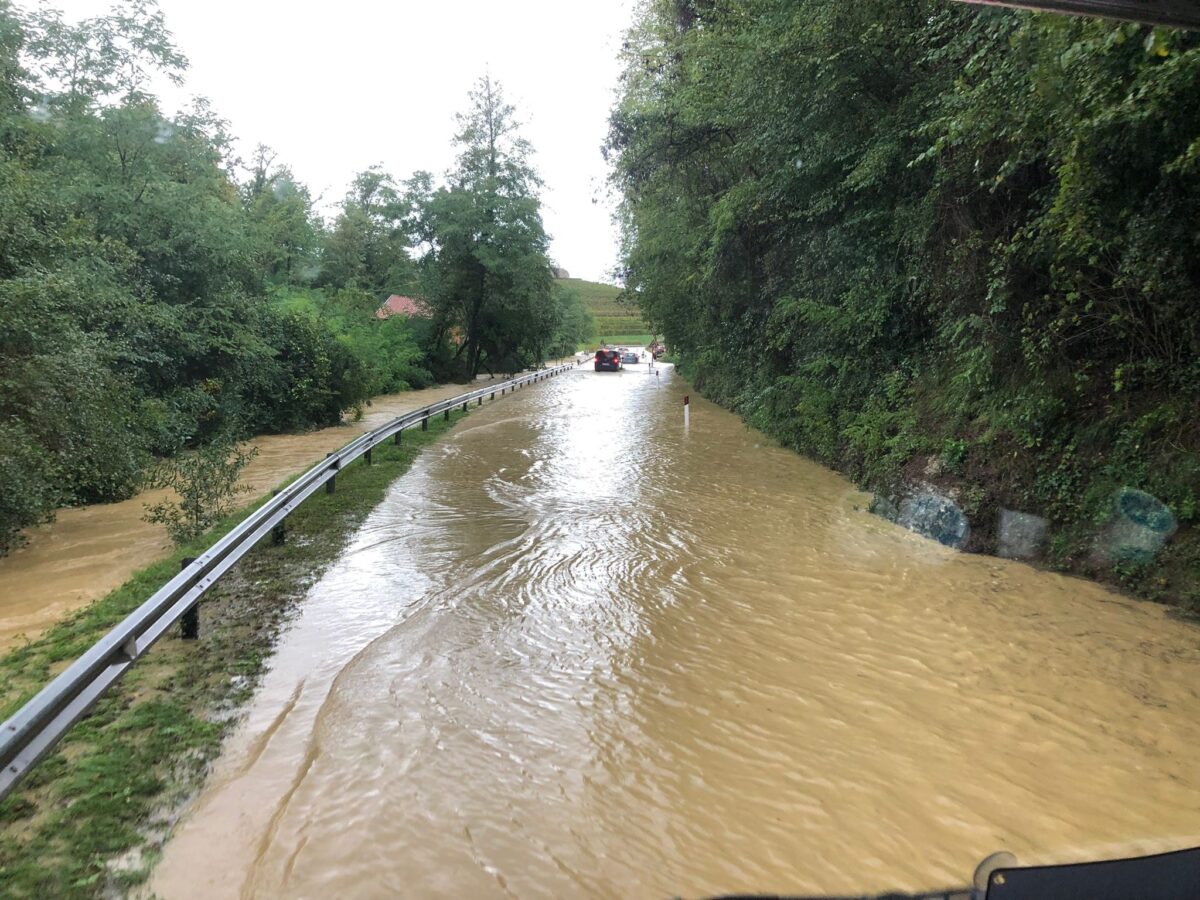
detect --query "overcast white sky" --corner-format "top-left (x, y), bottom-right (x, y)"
top-left (47, 0), bottom-right (634, 282)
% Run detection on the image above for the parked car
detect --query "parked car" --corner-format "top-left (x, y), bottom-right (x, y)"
top-left (594, 349), bottom-right (621, 371)
top-left (621, 351), bottom-right (639, 365)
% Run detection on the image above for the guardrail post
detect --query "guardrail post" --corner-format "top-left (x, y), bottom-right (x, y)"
top-left (180, 557), bottom-right (199, 640)
top-left (444, 409), bottom-right (450, 422)
top-left (365, 447), bottom-right (373, 466)
top-left (491, 391), bottom-right (495, 401)
top-left (462, 401), bottom-right (468, 413)
top-left (271, 490), bottom-right (286, 545)
top-left (477, 396), bottom-right (483, 407)
top-left (394, 430), bottom-right (402, 445)
top-left (422, 417), bottom-right (428, 431)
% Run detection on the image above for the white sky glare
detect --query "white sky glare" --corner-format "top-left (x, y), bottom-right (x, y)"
top-left (46, 0), bottom-right (634, 283)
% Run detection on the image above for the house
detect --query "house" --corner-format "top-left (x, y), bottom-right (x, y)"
top-left (375, 295), bottom-right (430, 320)
top-left (376, 294), bottom-right (463, 345)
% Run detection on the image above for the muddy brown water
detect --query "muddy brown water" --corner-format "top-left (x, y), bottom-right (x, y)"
top-left (0, 382), bottom-right (476, 652)
top-left (140, 363), bottom-right (1200, 898)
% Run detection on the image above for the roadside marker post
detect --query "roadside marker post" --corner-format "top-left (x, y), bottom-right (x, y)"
top-left (684, 395), bottom-right (690, 429)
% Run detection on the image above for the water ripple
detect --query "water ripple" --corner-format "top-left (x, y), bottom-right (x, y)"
top-left (154, 366), bottom-right (1200, 900)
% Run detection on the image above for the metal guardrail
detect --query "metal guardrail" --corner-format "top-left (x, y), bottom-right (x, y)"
top-left (952, 0), bottom-right (1200, 29)
top-left (0, 363), bottom-right (577, 802)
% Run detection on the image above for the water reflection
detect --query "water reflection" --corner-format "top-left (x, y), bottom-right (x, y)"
top-left (153, 365), bottom-right (1200, 899)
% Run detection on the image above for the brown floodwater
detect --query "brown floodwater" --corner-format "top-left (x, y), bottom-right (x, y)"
top-left (152, 363), bottom-right (1200, 899)
top-left (0, 382), bottom-right (474, 652)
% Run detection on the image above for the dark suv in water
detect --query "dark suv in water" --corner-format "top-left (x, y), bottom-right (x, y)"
top-left (594, 349), bottom-right (621, 371)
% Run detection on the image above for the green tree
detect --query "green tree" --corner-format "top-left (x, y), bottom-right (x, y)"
top-left (0, 1), bottom-right (380, 552)
top-left (414, 76), bottom-right (555, 379)
top-left (549, 283), bottom-right (593, 358)
top-left (242, 144), bottom-right (320, 282)
top-left (319, 165), bottom-right (414, 295)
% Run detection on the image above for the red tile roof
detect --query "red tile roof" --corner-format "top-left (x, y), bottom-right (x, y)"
top-left (376, 295), bottom-right (430, 319)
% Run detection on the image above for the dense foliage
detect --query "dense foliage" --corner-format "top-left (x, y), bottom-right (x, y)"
top-left (608, 1), bottom-right (1199, 597)
top-left (0, 2), bottom-right (567, 553)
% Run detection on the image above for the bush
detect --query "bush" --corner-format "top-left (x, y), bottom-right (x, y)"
top-left (142, 438), bottom-right (259, 546)
top-left (0, 422), bottom-right (59, 554)
top-left (3, 346), bottom-right (148, 505)
top-left (242, 308), bottom-right (370, 433)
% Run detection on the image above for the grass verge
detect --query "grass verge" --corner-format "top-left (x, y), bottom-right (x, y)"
top-left (0, 408), bottom-right (468, 898)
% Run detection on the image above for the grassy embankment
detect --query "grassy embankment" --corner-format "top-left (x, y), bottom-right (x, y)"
top-left (0, 409), bottom-right (468, 898)
top-left (557, 277), bottom-right (652, 347)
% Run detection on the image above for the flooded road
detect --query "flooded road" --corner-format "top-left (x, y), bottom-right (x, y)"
top-left (0, 382), bottom-right (474, 652)
top-left (154, 364), bottom-right (1200, 898)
